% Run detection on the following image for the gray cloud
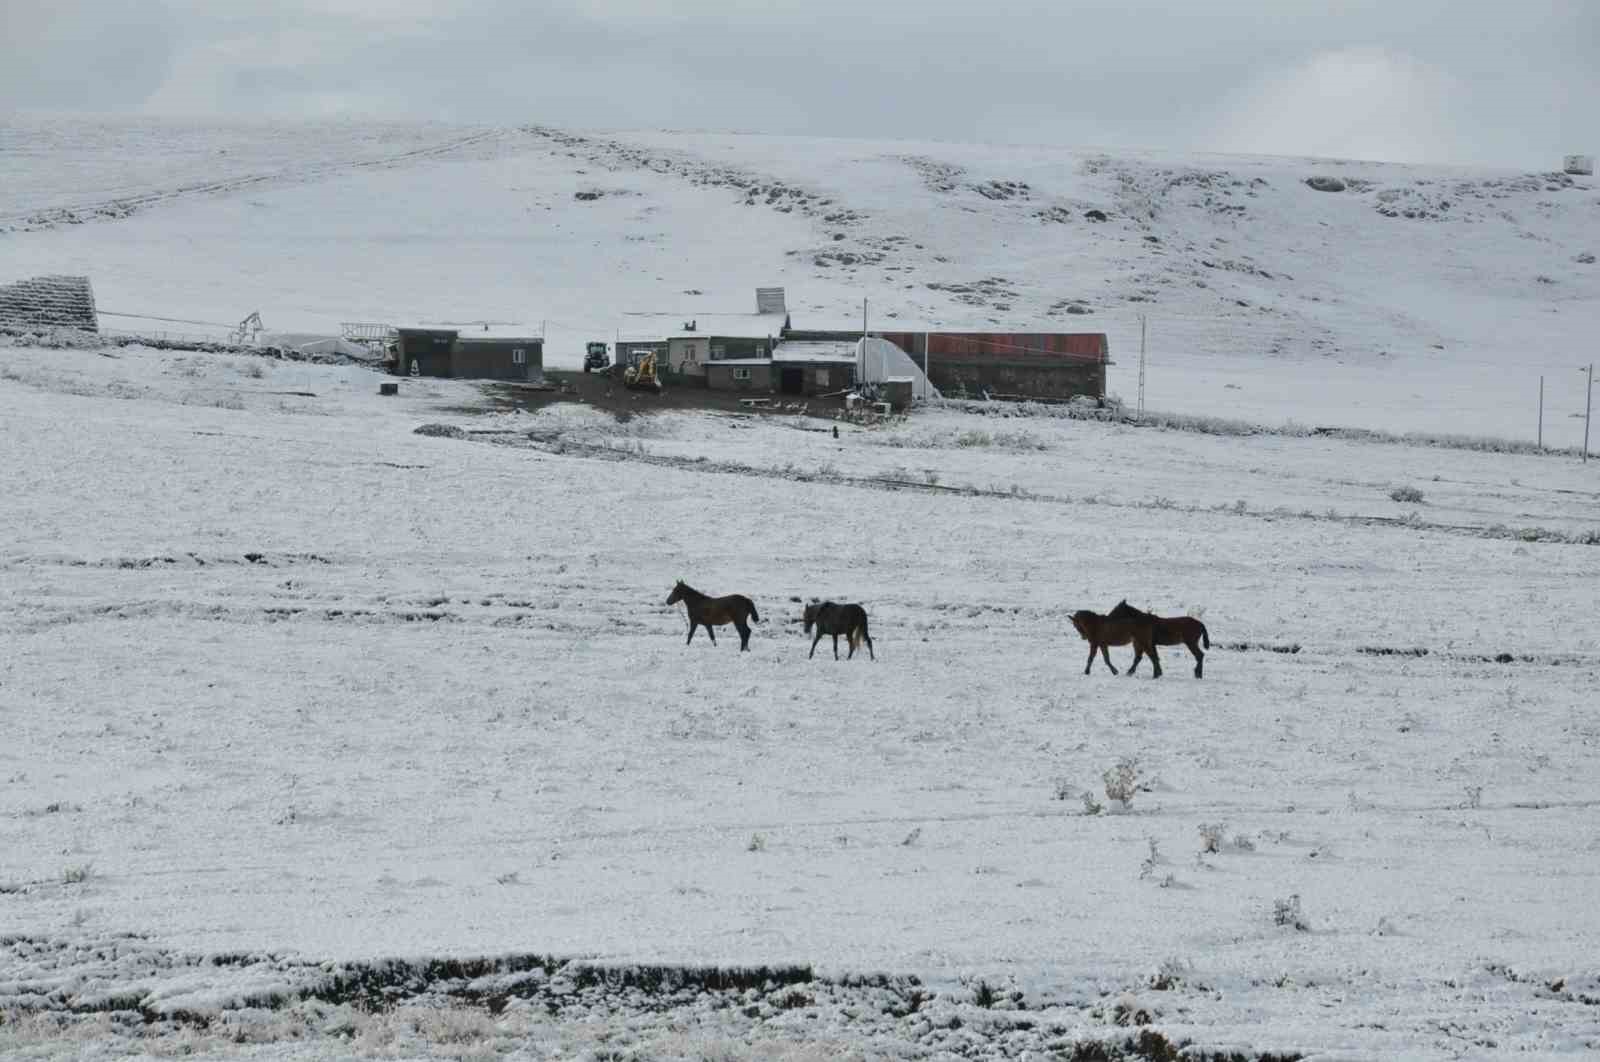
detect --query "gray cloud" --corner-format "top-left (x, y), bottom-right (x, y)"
top-left (1, 0), bottom-right (177, 111)
top-left (3, 1), bottom-right (1595, 166)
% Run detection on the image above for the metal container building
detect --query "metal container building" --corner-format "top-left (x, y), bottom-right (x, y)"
top-left (393, 326), bottom-right (543, 382)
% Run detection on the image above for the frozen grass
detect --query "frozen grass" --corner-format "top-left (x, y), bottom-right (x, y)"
top-left (936, 396), bottom-right (1592, 458)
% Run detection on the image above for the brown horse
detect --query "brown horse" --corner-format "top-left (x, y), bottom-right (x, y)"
top-left (1070, 609), bottom-right (1146, 676)
top-left (1107, 600), bottom-right (1210, 678)
top-left (803, 601), bottom-right (874, 660)
top-left (666, 580), bottom-right (760, 651)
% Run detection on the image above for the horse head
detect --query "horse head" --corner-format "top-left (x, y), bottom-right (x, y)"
top-left (666, 580), bottom-right (686, 606)
top-left (802, 601), bottom-right (819, 633)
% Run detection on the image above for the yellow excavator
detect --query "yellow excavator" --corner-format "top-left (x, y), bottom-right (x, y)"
top-left (624, 350), bottom-right (662, 393)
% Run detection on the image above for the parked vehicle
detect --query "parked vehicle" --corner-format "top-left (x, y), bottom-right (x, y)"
top-left (624, 350), bottom-right (662, 392)
top-left (583, 341), bottom-right (611, 373)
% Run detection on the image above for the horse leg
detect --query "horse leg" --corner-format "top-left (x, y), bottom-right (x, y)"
top-left (1189, 638), bottom-right (1204, 678)
top-left (1127, 643), bottom-right (1141, 675)
top-left (809, 633), bottom-right (823, 659)
top-left (832, 634), bottom-right (839, 660)
top-left (1084, 642), bottom-right (1097, 674)
top-left (706, 625), bottom-right (717, 645)
top-left (1100, 643), bottom-right (1119, 675)
top-left (736, 620), bottom-right (750, 651)
top-left (1148, 641), bottom-right (1164, 679)
top-left (865, 634), bottom-right (875, 661)
top-left (686, 622), bottom-right (697, 645)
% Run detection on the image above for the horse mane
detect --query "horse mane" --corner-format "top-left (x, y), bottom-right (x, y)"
top-left (671, 581), bottom-right (705, 601)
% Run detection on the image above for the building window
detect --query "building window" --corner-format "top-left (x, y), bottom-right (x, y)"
top-left (754, 343), bottom-right (766, 357)
top-left (732, 367), bottom-right (751, 381)
top-left (815, 369), bottom-right (829, 388)
top-left (512, 348), bottom-right (526, 364)
top-left (711, 344), bottom-right (725, 359)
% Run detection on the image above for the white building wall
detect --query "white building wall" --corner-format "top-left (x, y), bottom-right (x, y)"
top-left (668, 337), bottom-right (708, 377)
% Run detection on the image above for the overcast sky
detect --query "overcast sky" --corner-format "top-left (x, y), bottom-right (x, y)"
top-left (3, 0), bottom-right (1595, 167)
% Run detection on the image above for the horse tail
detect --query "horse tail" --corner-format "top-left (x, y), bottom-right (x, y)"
top-left (746, 598), bottom-right (760, 623)
top-left (1199, 622), bottom-right (1210, 649)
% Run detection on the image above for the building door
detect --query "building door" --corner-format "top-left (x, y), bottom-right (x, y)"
top-left (780, 367), bottom-right (804, 395)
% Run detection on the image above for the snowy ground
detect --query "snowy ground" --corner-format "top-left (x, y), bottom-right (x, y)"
top-left (2, 117), bottom-right (1597, 447)
top-left (3, 343), bottom-right (1599, 1058)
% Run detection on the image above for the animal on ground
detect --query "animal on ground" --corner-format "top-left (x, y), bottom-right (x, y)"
top-left (1069, 608), bottom-right (1147, 676)
top-left (666, 580), bottom-right (760, 651)
top-left (1106, 600), bottom-right (1211, 678)
top-left (802, 600), bottom-right (874, 660)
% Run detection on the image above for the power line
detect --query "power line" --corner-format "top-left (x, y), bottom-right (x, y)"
top-left (98, 309), bottom-right (233, 328)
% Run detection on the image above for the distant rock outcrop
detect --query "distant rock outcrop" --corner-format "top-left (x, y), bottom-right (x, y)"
top-left (1305, 176), bottom-right (1346, 193)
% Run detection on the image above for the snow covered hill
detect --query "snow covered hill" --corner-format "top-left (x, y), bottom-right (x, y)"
top-left (2, 117), bottom-right (1597, 444)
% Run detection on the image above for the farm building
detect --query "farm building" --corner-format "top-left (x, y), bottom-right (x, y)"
top-left (772, 341), bottom-right (856, 395)
top-left (626, 312), bottom-right (788, 380)
top-left (0, 274), bottom-right (98, 332)
top-left (393, 325), bottom-right (543, 382)
top-left (885, 331), bottom-right (1106, 400)
top-left (704, 359), bottom-right (774, 392)
top-left (700, 340), bottom-right (856, 396)
top-left (620, 288), bottom-right (791, 383)
top-left (616, 316), bottom-right (786, 382)
top-left (788, 329), bottom-right (1107, 400)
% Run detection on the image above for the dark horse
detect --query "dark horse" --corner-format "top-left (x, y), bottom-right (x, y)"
top-left (1107, 600), bottom-right (1210, 678)
top-left (803, 601), bottom-right (874, 660)
top-left (1069, 609), bottom-right (1146, 676)
top-left (666, 580), bottom-right (760, 651)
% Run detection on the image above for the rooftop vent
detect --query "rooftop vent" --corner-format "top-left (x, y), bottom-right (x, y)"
top-left (756, 287), bottom-right (786, 315)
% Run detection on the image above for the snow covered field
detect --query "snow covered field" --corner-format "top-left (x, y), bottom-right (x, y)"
top-left (2, 117), bottom-right (1597, 447)
top-left (3, 342), bottom-right (1599, 1058)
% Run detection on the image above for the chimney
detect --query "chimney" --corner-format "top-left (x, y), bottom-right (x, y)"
top-left (756, 287), bottom-right (786, 315)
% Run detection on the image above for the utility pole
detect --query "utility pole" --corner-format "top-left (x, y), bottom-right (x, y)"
top-left (860, 298), bottom-right (868, 386)
top-left (923, 330), bottom-right (931, 399)
top-left (1584, 363), bottom-right (1594, 462)
top-left (1538, 375), bottom-right (1544, 450)
top-left (1137, 314), bottom-right (1147, 418)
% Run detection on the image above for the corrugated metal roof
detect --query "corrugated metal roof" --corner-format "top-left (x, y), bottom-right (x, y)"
top-left (923, 332), bottom-right (1105, 361)
top-left (774, 341), bottom-right (856, 363)
top-left (398, 324), bottom-right (544, 341)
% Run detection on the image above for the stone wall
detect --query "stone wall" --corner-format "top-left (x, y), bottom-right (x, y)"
top-left (0, 275), bottom-right (98, 332)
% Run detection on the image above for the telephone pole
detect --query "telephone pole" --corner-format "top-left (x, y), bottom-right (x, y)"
top-left (1137, 314), bottom-right (1147, 418)
top-left (1584, 363), bottom-right (1594, 462)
